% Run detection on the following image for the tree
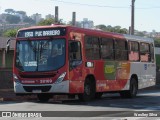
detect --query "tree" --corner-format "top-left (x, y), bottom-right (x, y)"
top-left (37, 18), bottom-right (55, 26)
top-left (119, 28), bottom-right (128, 34)
top-left (106, 25), bottom-right (113, 31)
top-left (154, 38), bottom-right (160, 47)
top-left (113, 26), bottom-right (122, 33)
top-left (95, 24), bottom-right (128, 34)
top-left (5, 9), bottom-right (15, 14)
top-left (16, 11), bottom-right (26, 16)
top-left (3, 29), bottom-right (18, 37)
top-left (37, 18), bottom-right (66, 26)
top-left (6, 14), bottom-right (21, 24)
top-left (23, 16), bottom-right (35, 24)
top-left (114, 26), bottom-right (121, 30)
top-left (58, 19), bottom-right (66, 25)
top-left (95, 24), bottom-right (107, 31)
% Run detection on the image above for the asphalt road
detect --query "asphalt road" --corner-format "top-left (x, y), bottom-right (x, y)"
top-left (0, 89), bottom-right (160, 120)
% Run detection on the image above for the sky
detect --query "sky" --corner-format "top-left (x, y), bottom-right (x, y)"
top-left (0, 0), bottom-right (160, 32)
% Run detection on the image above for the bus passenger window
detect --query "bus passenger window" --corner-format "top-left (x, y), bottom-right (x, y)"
top-left (85, 36), bottom-right (100, 60)
top-left (101, 38), bottom-right (113, 60)
top-left (140, 43), bottom-right (150, 62)
top-left (115, 40), bottom-right (127, 60)
top-left (128, 41), bottom-right (139, 61)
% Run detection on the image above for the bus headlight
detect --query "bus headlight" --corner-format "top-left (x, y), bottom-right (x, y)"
top-left (55, 72), bottom-right (66, 84)
top-left (13, 74), bottom-right (20, 83)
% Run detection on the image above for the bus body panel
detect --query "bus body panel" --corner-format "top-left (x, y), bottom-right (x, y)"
top-left (14, 80), bottom-right (70, 93)
top-left (94, 60), bottom-right (130, 92)
top-left (12, 25), bottom-right (156, 96)
top-left (130, 62), bottom-right (156, 89)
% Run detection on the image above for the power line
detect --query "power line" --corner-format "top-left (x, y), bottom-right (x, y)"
top-left (136, 6), bottom-right (160, 9)
top-left (51, 0), bottom-right (130, 9)
top-left (51, 0), bottom-right (160, 9)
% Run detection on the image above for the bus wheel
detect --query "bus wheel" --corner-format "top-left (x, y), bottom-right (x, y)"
top-left (120, 78), bottom-right (138, 98)
top-left (37, 93), bottom-right (52, 102)
top-left (78, 78), bottom-right (95, 101)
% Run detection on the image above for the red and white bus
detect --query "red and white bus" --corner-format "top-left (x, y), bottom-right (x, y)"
top-left (9, 25), bottom-right (156, 102)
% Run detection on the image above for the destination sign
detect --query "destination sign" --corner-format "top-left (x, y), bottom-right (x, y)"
top-left (17, 28), bottom-right (66, 38)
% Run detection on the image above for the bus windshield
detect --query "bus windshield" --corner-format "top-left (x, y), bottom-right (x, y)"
top-left (15, 39), bottom-right (65, 72)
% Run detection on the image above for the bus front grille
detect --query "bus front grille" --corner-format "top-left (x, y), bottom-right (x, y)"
top-left (23, 86), bottom-right (51, 92)
top-left (20, 74), bottom-right (56, 78)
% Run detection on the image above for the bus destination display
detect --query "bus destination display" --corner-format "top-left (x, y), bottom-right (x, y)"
top-left (17, 28), bottom-right (66, 38)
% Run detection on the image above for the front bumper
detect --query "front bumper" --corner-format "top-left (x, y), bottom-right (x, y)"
top-left (14, 80), bottom-right (69, 94)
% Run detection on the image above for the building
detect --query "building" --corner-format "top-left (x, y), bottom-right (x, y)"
top-left (45, 14), bottom-right (54, 19)
top-left (0, 37), bottom-right (15, 68)
top-left (69, 18), bottom-right (94, 29)
top-left (31, 13), bottom-right (42, 24)
top-left (81, 18), bottom-right (94, 29)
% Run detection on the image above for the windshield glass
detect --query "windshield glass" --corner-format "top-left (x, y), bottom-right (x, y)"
top-left (15, 39), bottom-right (65, 72)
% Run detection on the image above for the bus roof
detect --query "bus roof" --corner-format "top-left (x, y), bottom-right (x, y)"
top-left (18, 24), bottom-right (69, 31)
top-left (124, 34), bottom-right (154, 43)
top-left (18, 25), bottom-right (124, 39)
top-left (18, 25), bottom-right (154, 43)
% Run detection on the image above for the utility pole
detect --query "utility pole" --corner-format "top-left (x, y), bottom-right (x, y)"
top-left (55, 6), bottom-right (59, 24)
top-left (131, 0), bottom-right (135, 35)
top-left (72, 12), bottom-right (76, 26)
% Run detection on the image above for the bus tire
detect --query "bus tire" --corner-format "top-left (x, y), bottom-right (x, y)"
top-left (78, 78), bottom-right (95, 101)
top-left (37, 93), bottom-right (52, 102)
top-left (120, 77), bottom-right (138, 98)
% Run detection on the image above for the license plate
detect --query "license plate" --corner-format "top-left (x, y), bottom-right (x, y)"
top-left (32, 90), bottom-right (42, 93)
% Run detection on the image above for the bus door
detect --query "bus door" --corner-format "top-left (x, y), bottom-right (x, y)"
top-left (69, 40), bottom-right (83, 78)
top-left (68, 33), bottom-right (84, 93)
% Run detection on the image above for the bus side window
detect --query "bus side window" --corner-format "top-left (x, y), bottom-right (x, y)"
top-left (69, 41), bottom-right (82, 69)
top-left (128, 41), bottom-right (140, 61)
top-left (101, 38), bottom-right (114, 60)
top-left (85, 36), bottom-right (100, 60)
top-left (114, 39), bottom-right (127, 60)
top-left (140, 43), bottom-right (150, 62)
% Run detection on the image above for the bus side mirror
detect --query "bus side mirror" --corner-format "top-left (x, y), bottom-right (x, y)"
top-left (6, 39), bottom-right (11, 53)
top-left (69, 42), bottom-right (78, 52)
